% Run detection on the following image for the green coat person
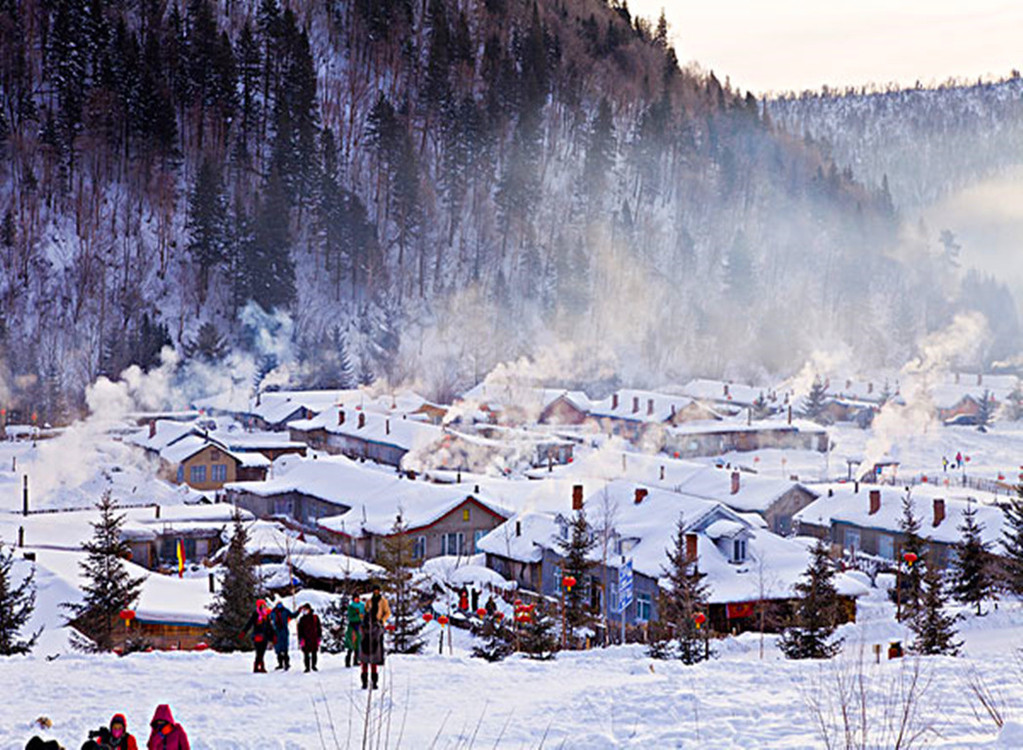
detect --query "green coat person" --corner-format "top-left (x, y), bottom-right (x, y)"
top-left (344, 595), bottom-right (365, 667)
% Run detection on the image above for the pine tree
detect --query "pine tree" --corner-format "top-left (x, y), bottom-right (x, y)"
top-left (555, 509), bottom-right (596, 639)
top-left (0, 543), bottom-right (40, 655)
top-left (951, 502), bottom-right (993, 615)
top-left (185, 322), bottom-right (228, 363)
top-left (650, 515), bottom-right (712, 664)
top-left (244, 171), bottom-right (296, 311)
top-left (582, 98), bottom-right (615, 206)
top-left (891, 495), bottom-right (926, 621)
top-left (778, 538), bottom-right (843, 659)
top-left (751, 392), bottom-right (771, 419)
top-left (376, 515), bottom-right (426, 654)
top-left (208, 512), bottom-right (260, 651)
top-left (185, 158), bottom-right (229, 305)
top-left (975, 389), bottom-right (994, 432)
top-left (64, 492), bottom-right (146, 652)
top-left (909, 562), bottom-right (960, 656)
top-left (471, 614), bottom-right (514, 662)
top-left (329, 325), bottom-right (355, 389)
top-left (801, 375), bottom-right (828, 423)
top-left (519, 599), bottom-right (558, 660)
top-left (320, 596), bottom-right (348, 654)
top-left (1000, 486), bottom-right (1023, 596)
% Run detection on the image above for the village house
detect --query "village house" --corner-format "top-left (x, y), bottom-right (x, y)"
top-left (157, 435), bottom-right (269, 491)
top-left (288, 405), bottom-right (442, 467)
top-left (663, 420), bottom-right (828, 460)
top-left (586, 389), bottom-right (722, 443)
top-left (794, 483), bottom-right (1005, 567)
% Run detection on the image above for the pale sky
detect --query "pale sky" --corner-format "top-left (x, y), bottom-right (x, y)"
top-left (629, 1), bottom-right (1023, 94)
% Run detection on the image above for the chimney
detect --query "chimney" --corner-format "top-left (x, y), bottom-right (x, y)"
top-left (154, 504), bottom-right (161, 519)
top-left (474, 485), bottom-right (480, 493)
top-left (659, 465), bottom-right (665, 481)
top-left (787, 405), bottom-right (792, 425)
top-left (515, 520), bottom-right (522, 537)
top-left (612, 393), bottom-right (619, 410)
top-left (572, 484), bottom-right (584, 511)
top-left (338, 409), bottom-right (346, 426)
top-left (149, 420), bottom-right (157, 439)
top-left (634, 488), bottom-right (648, 505)
top-left (730, 470), bottom-right (740, 495)
top-left (647, 399), bottom-right (654, 416)
top-left (385, 418), bottom-right (390, 435)
top-left (685, 533), bottom-right (698, 563)
top-left (208, 573), bottom-right (216, 593)
top-left (933, 498), bottom-right (946, 527)
top-left (632, 396), bottom-right (639, 413)
top-left (18, 526), bottom-right (24, 548)
top-left (22, 475), bottom-right (28, 516)
top-left (854, 480), bottom-right (859, 494)
top-left (358, 412), bottom-right (366, 429)
top-left (723, 383), bottom-right (730, 397)
top-left (456, 471), bottom-right (462, 483)
top-left (869, 489), bottom-right (881, 515)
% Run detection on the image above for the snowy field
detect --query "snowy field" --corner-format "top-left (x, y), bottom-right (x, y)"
top-left (4, 590), bottom-right (1023, 749)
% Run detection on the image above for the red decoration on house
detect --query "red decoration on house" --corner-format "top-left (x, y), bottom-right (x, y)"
top-left (422, 612), bottom-right (433, 622)
top-left (562, 575), bottom-right (577, 591)
top-left (437, 615), bottom-right (449, 626)
top-left (385, 623), bottom-right (396, 632)
top-left (119, 609), bottom-right (135, 628)
top-left (903, 552), bottom-right (918, 565)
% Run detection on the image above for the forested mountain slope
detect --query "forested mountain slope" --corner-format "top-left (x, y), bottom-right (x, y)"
top-left (0, 0), bottom-right (988, 417)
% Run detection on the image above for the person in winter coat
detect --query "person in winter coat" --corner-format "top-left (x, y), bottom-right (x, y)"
top-left (270, 601), bottom-right (298, 671)
top-left (82, 714), bottom-right (137, 750)
top-left (359, 586), bottom-right (391, 690)
top-left (484, 595), bottom-right (497, 617)
top-left (344, 594), bottom-right (364, 668)
top-left (146, 706), bottom-right (189, 750)
top-left (297, 603), bottom-right (323, 673)
top-left (25, 738), bottom-right (63, 750)
top-left (241, 599), bottom-right (275, 673)
top-left (458, 587), bottom-right (469, 611)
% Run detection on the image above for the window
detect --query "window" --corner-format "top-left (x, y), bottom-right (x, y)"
top-left (878, 534), bottom-right (895, 560)
top-left (637, 592), bottom-right (652, 622)
top-left (473, 529), bottom-right (486, 552)
top-left (211, 464), bottom-right (228, 483)
top-left (176, 465), bottom-right (184, 483)
top-left (463, 508), bottom-right (471, 522)
top-left (732, 538), bottom-right (747, 563)
top-left (845, 527), bottom-right (861, 555)
top-left (413, 536), bottom-right (426, 560)
top-left (189, 465), bottom-right (207, 484)
top-left (273, 497), bottom-right (295, 517)
top-left (441, 532), bottom-right (464, 556)
top-left (210, 448), bottom-right (221, 460)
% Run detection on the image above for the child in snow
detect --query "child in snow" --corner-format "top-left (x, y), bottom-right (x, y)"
top-left (241, 599), bottom-right (275, 673)
top-left (81, 714), bottom-right (138, 750)
top-left (297, 603), bottom-right (323, 673)
top-left (359, 586), bottom-right (391, 690)
top-left (344, 594), bottom-right (364, 668)
top-left (146, 705), bottom-right (189, 750)
top-left (270, 601), bottom-right (298, 671)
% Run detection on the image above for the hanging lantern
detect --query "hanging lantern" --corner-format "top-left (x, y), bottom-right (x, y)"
top-left (119, 609), bottom-right (135, 629)
top-left (437, 615), bottom-right (449, 626)
top-left (693, 612), bottom-right (706, 629)
top-left (422, 612), bottom-right (433, 622)
top-left (965, 456), bottom-right (971, 463)
top-left (495, 612), bottom-right (504, 621)
top-left (903, 552), bottom-right (918, 566)
top-left (476, 607), bottom-right (488, 618)
top-left (385, 623), bottom-right (396, 632)
top-left (562, 575), bottom-right (577, 591)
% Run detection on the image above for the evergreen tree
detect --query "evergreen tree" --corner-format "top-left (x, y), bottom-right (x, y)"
top-left (64, 492), bottom-right (146, 652)
top-left (891, 494), bottom-right (926, 621)
top-left (555, 509), bottom-right (596, 638)
top-left (519, 599), bottom-right (558, 660)
top-left (208, 512), bottom-right (260, 652)
top-left (243, 171), bottom-right (296, 311)
top-left (909, 562), bottom-right (961, 656)
top-left (778, 538), bottom-right (843, 659)
top-left (185, 158), bottom-right (230, 305)
top-left (320, 595), bottom-right (348, 654)
top-left (582, 98), bottom-right (616, 206)
top-left (975, 389), bottom-right (994, 432)
top-left (423, 0), bottom-right (451, 112)
top-left (0, 542), bottom-right (40, 655)
top-left (329, 325), bottom-right (356, 389)
top-left (470, 614), bottom-right (514, 662)
top-left (1000, 485), bottom-right (1023, 596)
top-left (650, 515), bottom-right (712, 664)
top-left (800, 375), bottom-right (828, 423)
top-left (376, 515), bottom-right (426, 654)
top-left (185, 322), bottom-right (228, 363)
top-left (751, 392), bottom-right (772, 419)
top-left (951, 502), bottom-right (993, 615)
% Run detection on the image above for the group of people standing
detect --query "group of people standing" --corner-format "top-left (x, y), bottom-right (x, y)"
top-left (25, 705), bottom-right (189, 750)
top-left (242, 586), bottom-right (391, 690)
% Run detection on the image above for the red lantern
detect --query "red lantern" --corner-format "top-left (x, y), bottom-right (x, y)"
top-left (422, 612), bottom-right (433, 622)
top-left (562, 575), bottom-right (577, 591)
top-left (119, 609), bottom-right (135, 629)
top-left (903, 552), bottom-right (918, 566)
top-left (495, 612), bottom-right (504, 621)
top-left (193, 642), bottom-right (209, 652)
top-left (438, 615), bottom-right (449, 626)
top-left (476, 607), bottom-right (487, 618)
top-left (693, 612), bottom-right (706, 629)
top-left (514, 599), bottom-right (522, 606)
top-left (921, 476), bottom-right (928, 483)
top-left (673, 452), bottom-right (680, 459)
top-left (965, 456), bottom-right (971, 463)
top-left (385, 623), bottom-right (396, 632)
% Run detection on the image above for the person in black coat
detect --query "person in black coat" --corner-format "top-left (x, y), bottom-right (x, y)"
top-left (297, 603), bottom-right (323, 672)
top-left (241, 599), bottom-right (275, 673)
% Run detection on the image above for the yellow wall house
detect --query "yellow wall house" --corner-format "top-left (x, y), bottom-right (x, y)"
top-left (160, 435), bottom-right (269, 490)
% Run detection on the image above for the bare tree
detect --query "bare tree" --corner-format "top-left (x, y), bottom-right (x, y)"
top-left (595, 484), bottom-right (619, 646)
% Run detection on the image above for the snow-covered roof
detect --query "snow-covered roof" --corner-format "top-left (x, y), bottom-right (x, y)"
top-left (292, 552), bottom-right (384, 582)
top-left (793, 483), bottom-right (1005, 547)
top-left (675, 379), bottom-right (767, 406)
top-left (588, 389), bottom-right (713, 424)
top-left (288, 405), bottom-right (442, 451)
top-left (419, 555), bottom-right (517, 591)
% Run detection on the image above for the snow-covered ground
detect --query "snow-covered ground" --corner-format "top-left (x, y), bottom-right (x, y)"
top-left (4, 588), bottom-right (1023, 749)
